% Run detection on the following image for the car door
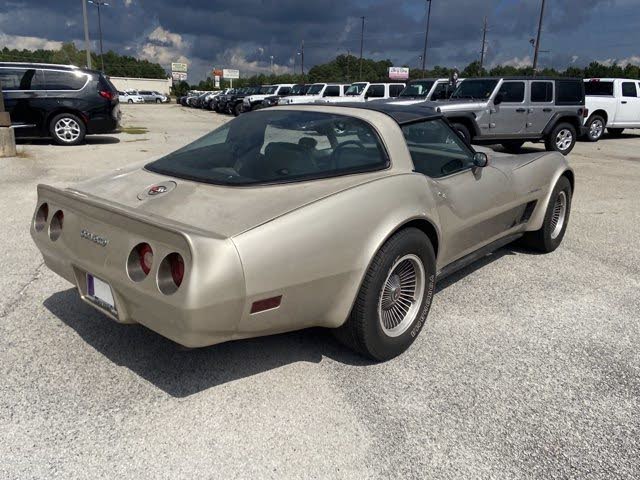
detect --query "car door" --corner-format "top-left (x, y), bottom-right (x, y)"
top-left (616, 81), bottom-right (640, 124)
top-left (527, 80), bottom-right (555, 134)
top-left (490, 80), bottom-right (528, 136)
top-left (401, 119), bottom-right (520, 267)
top-left (0, 66), bottom-right (47, 136)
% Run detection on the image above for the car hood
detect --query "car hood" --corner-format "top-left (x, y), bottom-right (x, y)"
top-left (69, 164), bottom-right (391, 238)
top-left (429, 99), bottom-right (488, 111)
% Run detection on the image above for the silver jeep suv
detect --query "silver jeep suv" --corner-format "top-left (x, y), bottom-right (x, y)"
top-left (436, 77), bottom-right (588, 155)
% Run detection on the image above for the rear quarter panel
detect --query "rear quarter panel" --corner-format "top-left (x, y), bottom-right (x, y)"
top-left (231, 174), bottom-right (440, 334)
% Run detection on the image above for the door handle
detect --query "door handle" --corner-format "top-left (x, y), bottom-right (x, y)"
top-left (543, 108), bottom-right (552, 112)
top-left (516, 108), bottom-right (526, 113)
top-left (621, 101), bottom-right (628, 104)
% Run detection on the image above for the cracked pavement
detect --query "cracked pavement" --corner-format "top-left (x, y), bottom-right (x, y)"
top-left (1, 104), bottom-right (639, 479)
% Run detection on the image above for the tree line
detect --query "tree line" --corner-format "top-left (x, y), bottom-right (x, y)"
top-left (0, 42), bottom-right (167, 79)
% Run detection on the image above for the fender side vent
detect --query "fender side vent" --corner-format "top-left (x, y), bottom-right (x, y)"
top-left (520, 201), bottom-right (538, 224)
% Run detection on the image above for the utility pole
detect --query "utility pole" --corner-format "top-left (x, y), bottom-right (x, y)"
top-left (81, 0), bottom-right (92, 69)
top-left (479, 16), bottom-right (488, 75)
top-left (88, 1), bottom-right (110, 72)
top-left (301, 40), bottom-right (305, 79)
top-left (421, 0), bottom-right (432, 74)
top-left (270, 55), bottom-right (274, 75)
top-left (359, 16), bottom-right (365, 81)
top-left (532, 0), bottom-right (546, 74)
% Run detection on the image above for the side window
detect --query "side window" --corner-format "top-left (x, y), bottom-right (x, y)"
top-left (402, 119), bottom-right (475, 178)
top-left (324, 85), bottom-right (340, 97)
top-left (430, 82), bottom-right (451, 100)
top-left (499, 81), bottom-right (525, 103)
top-left (367, 84), bottom-right (385, 98)
top-left (531, 81), bottom-right (553, 102)
top-left (556, 80), bottom-right (583, 105)
top-left (0, 68), bottom-right (45, 90)
top-left (389, 85), bottom-right (404, 97)
top-left (622, 82), bottom-right (637, 97)
top-left (278, 87), bottom-right (291, 96)
top-left (45, 70), bottom-right (88, 90)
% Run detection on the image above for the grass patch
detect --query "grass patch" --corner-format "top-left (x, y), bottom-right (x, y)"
top-left (120, 126), bottom-right (148, 135)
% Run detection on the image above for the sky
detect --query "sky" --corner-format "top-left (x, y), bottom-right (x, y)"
top-left (1, 0), bottom-right (639, 81)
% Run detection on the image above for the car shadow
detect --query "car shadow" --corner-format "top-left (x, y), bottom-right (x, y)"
top-left (43, 289), bottom-right (369, 398)
top-left (17, 136), bottom-right (121, 145)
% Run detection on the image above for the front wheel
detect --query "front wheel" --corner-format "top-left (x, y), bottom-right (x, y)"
top-left (608, 128), bottom-right (624, 137)
top-left (233, 103), bottom-right (243, 116)
top-left (49, 113), bottom-right (86, 146)
top-left (451, 123), bottom-right (471, 144)
top-left (519, 176), bottom-right (572, 253)
top-left (545, 122), bottom-right (576, 155)
top-left (127, 99), bottom-right (133, 104)
top-left (334, 228), bottom-right (436, 361)
top-left (585, 115), bottom-right (605, 142)
top-left (155, 98), bottom-right (161, 104)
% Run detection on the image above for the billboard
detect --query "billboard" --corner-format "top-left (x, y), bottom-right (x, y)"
top-left (223, 69), bottom-right (240, 79)
top-left (212, 69), bottom-right (223, 77)
top-left (171, 72), bottom-right (188, 83)
top-left (171, 62), bottom-right (188, 73)
top-left (389, 67), bottom-right (409, 80)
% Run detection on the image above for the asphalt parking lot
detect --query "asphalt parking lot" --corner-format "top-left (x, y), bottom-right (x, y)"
top-left (1, 103), bottom-right (639, 479)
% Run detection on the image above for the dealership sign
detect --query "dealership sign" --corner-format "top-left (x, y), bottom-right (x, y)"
top-left (171, 72), bottom-right (188, 82)
top-left (223, 69), bottom-right (240, 79)
top-left (389, 67), bottom-right (409, 80)
top-left (171, 62), bottom-right (188, 73)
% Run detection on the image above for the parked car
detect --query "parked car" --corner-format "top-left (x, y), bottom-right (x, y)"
top-left (261, 84), bottom-right (312, 108)
top-left (279, 83), bottom-right (348, 105)
top-left (129, 90), bottom-right (168, 103)
top-left (242, 84), bottom-right (295, 111)
top-left (228, 86), bottom-right (260, 116)
top-left (0, 62), bottom-right (120, 145)
top-left (582, 78), bottom-right (640, 141)
top-left (31, 103), bottom-right (574, 360)
top-left (318, 82), bottom-right (405, 103)
top-left (211, 89), bottom-right (233, 112)
top-left (385, 78), bottom-right (460, 104)
top-left (435, 77), bottom-right (587, 155)
top-left (118, 91), bottom-right (144, 104)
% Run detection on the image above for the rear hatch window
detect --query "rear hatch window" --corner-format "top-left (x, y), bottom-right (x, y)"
top-left (584, 81), bottom-right (614, 96)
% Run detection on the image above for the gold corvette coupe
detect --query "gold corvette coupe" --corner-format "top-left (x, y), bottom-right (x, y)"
top-left (31, 104), bottom-right (574, 360)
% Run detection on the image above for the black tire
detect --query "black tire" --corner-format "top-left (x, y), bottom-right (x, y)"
top-left (501, 140), bottom-right (525, 153)
top-left (49, 112), bottom-right (86, 146)
top-left (584, 115), bottom-right (605, 142)
top-left (545, 122), bottom-right (577, 155)
top-left (233, 103), bottom-right (243, 116)
top-left (608, 128), bottom-right (624, 137)
top-left (155, 98), bottom-right (161, 104)
top-left (519, 176), bottom-right (572, 253)
top-left (451, 123), bottom-right (471, 143)
top-left (334, 228), bottom-right (436, 361)
top-left (127, 99), bottom-right (133, 104)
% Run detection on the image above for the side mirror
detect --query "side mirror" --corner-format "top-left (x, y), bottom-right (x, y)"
top-left (473, 152), bottom-right (489, 168)
top-left (494, 93), bottom-right (504, 105)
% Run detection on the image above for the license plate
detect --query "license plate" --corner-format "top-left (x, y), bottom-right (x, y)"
top-left (87, 274), bottom-right (117, 314)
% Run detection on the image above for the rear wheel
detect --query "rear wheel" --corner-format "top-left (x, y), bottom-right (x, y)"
top-left (50, 113), bottom-right (86, 146)
top-left (608, 128), bottom-right (624, 137)
top-left (127, 99), bottom-right (133, 104)
top-left (233, 103), bottom-right (243, 116)
top-left (501, 140), bottom-right (525, 153)
top-left (545, 122), bottom-right (576, 155)
top-left (451, 123), bottom-right (471, 144)
top-left (519, 176), bottom-right (572, 253)
top-left (334, 228), bottom-right (436, 361)
top-left (585, 115), bottom-right (605, 142)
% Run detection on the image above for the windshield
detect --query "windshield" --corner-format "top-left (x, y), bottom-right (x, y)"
top-left (451, 79), bottom-right (498, 100)
top-left (399, 80), bottom-right (435, 97)
top-left (307, 84), bottom-right (325, 95)
top-left (345, 83), bottom-right (367, 96)
top-left (146, 111), bottom-right (388, 186)
top-left (289, 84), bottom-right (306, 95)
top-left (260, 86), bottom-right (277, 94)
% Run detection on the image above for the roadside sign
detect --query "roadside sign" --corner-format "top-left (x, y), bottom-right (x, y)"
top-left (389, 67), bottom-right (409, 80)
top-left (171, 62), bottom-right (188, 73)
top-left (223, 69), bottom-right (240, 79)
top-left (171, 72), bottom-right (188, 83)
top-left (213, 69), bottom-right (223, 77)
top-left (214, 75), bottom-right (220, 88)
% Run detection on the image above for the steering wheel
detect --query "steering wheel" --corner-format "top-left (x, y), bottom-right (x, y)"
top-left (331, 140), bottom-right (366, 169)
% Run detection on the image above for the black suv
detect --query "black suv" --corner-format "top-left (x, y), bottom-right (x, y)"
top-left (0, 62), bottom-right (120, 145)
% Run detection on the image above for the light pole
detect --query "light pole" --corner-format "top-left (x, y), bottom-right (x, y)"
top-left (270, 55), bottom-right (274, 75)
top-left (421, 0), bottom-right (433, 75)
top-left (81, 0), bottom-right (91, 69)
top-left (88, 0), bottom-right (110, 72)
top-left (359, 16), bottom-right (365, 81)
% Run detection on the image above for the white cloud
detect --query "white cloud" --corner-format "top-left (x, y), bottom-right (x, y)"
top-left (599, 55), bottom-right (640, 67)
top-left (0, 33), bottom-right (62, 51)
top-left (219, 47), bottom-right (292, 76)
top-left (493, 55), bottom-right (533, 68)
top-left (137, 26), bottom-right (190, 68)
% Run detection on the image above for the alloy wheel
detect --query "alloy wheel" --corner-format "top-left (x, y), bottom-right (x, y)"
top-left (555, 129), bottom-right (573, 152)
top-left (550, 191), bottom-right (567, 240)
top-left (54, 118), bottom-right (81, 143)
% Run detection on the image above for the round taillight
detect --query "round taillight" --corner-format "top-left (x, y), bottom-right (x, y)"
top-left (34, 203), bottom-right (49, 232)
top-left (127, 242), bottom-right (153, 282)
top-left (49, 210), bottom-right (64, 241)
top-left (158, 252), bottom-right (185, 295)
